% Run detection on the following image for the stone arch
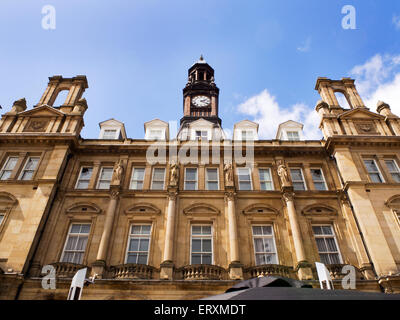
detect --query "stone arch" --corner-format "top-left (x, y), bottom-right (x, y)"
top-left (385, 195), bottom-right (400, 209)
top-left (301, 204), bottom-right (337, 216)
top-left (183, 203), bottom-right (220, 216)
top-left (124, 203), bottom-right (161, 215)
top-left (0, 192), bottom-right (17, 205)
top-left (241, 203), bottom-right (279, 215)
top-left (66, 202), bottom-right (102, 214)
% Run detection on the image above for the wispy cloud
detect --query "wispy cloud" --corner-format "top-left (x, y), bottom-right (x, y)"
top-left (349, 53), bottom-right (400, 113)
top-left (393, 15), bottom-right (400, 30)
top-left (236, 89), bottom-right (321, 140)
top-left (297, 37), bottom-right (312, 53)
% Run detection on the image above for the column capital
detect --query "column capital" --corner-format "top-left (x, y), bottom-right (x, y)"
top-left (282, 191), bottom-right (295, 202)
top-left (110, 189), bottom-right (120, 199)
top-left (224, 191), bottom-right (236, 202)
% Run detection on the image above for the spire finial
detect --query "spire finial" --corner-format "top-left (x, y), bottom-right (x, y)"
top-left (199, 54), bottom-right (204, 61)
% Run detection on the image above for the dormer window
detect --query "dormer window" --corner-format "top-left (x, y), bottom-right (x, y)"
top-left (102, 129), bottom-right (118, 140)
top-left (287, 131), bottom-right (300, 141)
top-left (195, 130), bottom-right (208, 141)
top-left (149, 129), bottom-right (163, 140)
top-left (241, 130), bottom-right (254, 141)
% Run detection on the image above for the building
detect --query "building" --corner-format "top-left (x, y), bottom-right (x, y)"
top-left (0, 57), bottom-right (399, 300)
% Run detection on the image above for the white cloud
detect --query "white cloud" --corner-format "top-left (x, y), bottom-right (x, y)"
top-left (237, 89), bottom-right (321, 140)
top-left (393, 15), bottom-right (400, 30)
top-left (297, 37), bottom-right (312, 53)
top-left (349, 53), bottom-right (400, 114)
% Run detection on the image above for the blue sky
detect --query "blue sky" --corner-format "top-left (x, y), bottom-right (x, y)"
top-left (1, 0), bottom-right (400, 139)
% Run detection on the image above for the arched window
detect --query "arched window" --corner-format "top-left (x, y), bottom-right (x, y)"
top-left (334, 92), bottom-right (352, 109)
top-left (52, 89), bottom-right (70, 107)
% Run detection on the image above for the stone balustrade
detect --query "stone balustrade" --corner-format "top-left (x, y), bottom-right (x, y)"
top-left (109, 264), bottom-right (156, 279)
top-left (179, 264), bottom-right (227, 280)
top-left (50, 262), bottom-right (89, 278)
top-left (244, 264), bottom-right (293, 279)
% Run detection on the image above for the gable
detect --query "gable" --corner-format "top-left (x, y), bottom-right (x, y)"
top-left (124, 203), bottom-right (161, 216)
top-left (301, 204), bottom-right (337, 216)
top-left (19, 105), bottom-right (65, 117)
top-left (189, 118), bottom-right (214, 128)
top-left (234, 120), bottom-right (259, 129)
top-left (66, 202), bottom-right (102, 214)
top-left (339, 108), bottom-right (385, 120)
top-left (241, 204), bottom-right (279, 215)
top-left (144, 119), bottom-right (168, 127)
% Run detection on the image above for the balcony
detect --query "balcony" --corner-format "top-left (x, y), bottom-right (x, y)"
top-left (326, 264), bottom-right (364, 280)
top-left (244, 264), bottom-right (293, 279)
top-left (109, 264), bottom-right (156, 279)
top-left (178, 264), bottom-right (227, 280)
top-left (50, 262), bottom-right (90, 278)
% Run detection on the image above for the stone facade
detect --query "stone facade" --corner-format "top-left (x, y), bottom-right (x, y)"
top-left (0, 62), bottom-right (400, 300)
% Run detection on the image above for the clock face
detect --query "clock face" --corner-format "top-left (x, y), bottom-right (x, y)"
top-left (192, 95), bottom-right (211, 107)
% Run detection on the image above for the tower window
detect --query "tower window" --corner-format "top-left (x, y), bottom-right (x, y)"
top-left (385, 160), bottom-right (400, 182)
top-left (19, 157), bottom-right (40, 181)
top-left (364, 159), bottom-right (384, 183)
top-left (0, 156), bottom-right (19, 180)
top-left (287, 131), bottom-right (300, 141)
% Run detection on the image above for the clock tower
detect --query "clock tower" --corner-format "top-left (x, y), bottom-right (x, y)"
top-left (181, 55), bottom-right (221, 125)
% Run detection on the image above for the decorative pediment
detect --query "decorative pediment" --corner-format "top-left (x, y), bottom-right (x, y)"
top-left (183, 203), bottom-right (220, 216)
top-left (385, 195), bottom-right (400, 209)
top-left (66, 202), bottom-right (102, 214)
top-left (301, 204), bottom-right (337, 216)
top-left (23, 118), bottom-right (51, 132)
top-left (0, 192), bottom-right (17, 205)
top-left (188, 118), bottom-right (214, 128)
top-left (339, 108), bottom-right (384, 120)
top-left (124, 203), bottom-right (161, 215)
top-left (242, 204), bottom-right (279, 215)
top-left (19, 105), bottom-right (65, 117)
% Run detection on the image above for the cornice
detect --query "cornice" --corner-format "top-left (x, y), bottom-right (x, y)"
top-left (325, 135), bottom-right (400, 153)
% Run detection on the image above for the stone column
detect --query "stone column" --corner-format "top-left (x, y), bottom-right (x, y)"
top-left (282, 191), bottom-right (313, 280)
top-left (225, 189), bottom-right (243, 280)
top-left (160, 187), bottom-right (178, 280)
top-left (92, 189), bottom-right (120, 278)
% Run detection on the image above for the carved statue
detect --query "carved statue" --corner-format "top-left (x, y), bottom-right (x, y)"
top-left (169, 161), bottom-right (179, 186)
top-left (277, 162), bottom-right (291, 187)
top-left (115, 160), bottom-right (124, 182)
top-left (224, 162), bottom-right (234, 186)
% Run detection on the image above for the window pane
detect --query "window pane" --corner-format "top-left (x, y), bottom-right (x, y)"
top-left (202, 239), bottom-right (212, 252)
top-left (290, 169), bottom-right (302, 181)
top-left (152, 181), bottom-right (164, 190)
top-left (185, 181), bottom-right (196, 190)
top-left (370, 173), bottom-right (382, 183)
top-left (325, 238), bottom-right (338, 252)
top-left (153, 168), bottom-right (165, 180)
top-left (4, 157), bottom-right (19, 170)
top-left (0, 171), bottom-right (12, 180)
top-left (322, 226), bottom-right (333, 235)
top-left (392, 173), bottom-right (400, 183)
top-left (76, 236), bottom-right (88, 251)
top-left (186, 168), bottom-right (197, 180)
top-left (314, 182), bottom-right (326, 191)
top-left (80, 225), bottom-right (91, 234)
top-left (315, 238), bottom-right (327, 252)
top-left (192, 226), bottom-right (202, 235)
top-left (139, 239), bottom-right (149, 251)
top-left (127, 253), bottom-right (138, 264)
top-left (207, 181), bottom-right (218, 190)
top-left (239, 181), bottom-right (252, 190)
top-left (71, 225), bottom-right (81, 233)
top-left (137, 254), bottom-right (148, 264)
top-left (202, 226), bottom-right (212, 235)
top-left (192, 254), bottom-right (201, 264)
top-left (238, 168), bottom-right (250, 180)
top-left (76, 181), bottom-right (89, 189)
top-left (21, 171), bottom-right (34, 181)
top-left (329, 253), bottom-right (341, 264)
top-left (80, 168), bottom-right (93, 180)
top-left (192, 239), bottom-right (201, 252)
top-left (259, 169), bottom-right (271, 181)
top-left (131, 225), bottom-right (141, 234)
top-left (101, 168), bottom-right (113, 180)
top-left (262, 226), bottom-right (272, 235)
top-left (129, 238), bottom-right (140, 251)
top-left (98, 181), bottom-right (110, 189)
top-left (364, 160), bottom-right (378, 172)
top-left (252, 226), bottom-right (262, 235)
top-left (202, 255), bottom-right (212, 265)
top-left (293, 182), bottom-right (305, 191)
top-left (207, 169), bottom-right (218, 181)
top-left (24, 158), bottom-right (39, 170)
top-left (141, 225), bottom-right (151, 234)
top-left (65, 236), bottom-right (78, 250)
top-left (312, 226), bottom-right (323, 235)
top-left (385, 160), bottom-right (397, 172)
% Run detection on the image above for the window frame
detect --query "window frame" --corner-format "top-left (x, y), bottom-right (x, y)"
top-left (0, 212), bottom-right (4, 226)
top-left (312, 224), bottom-right (343, 265)
top-left (258, 168), bottom-right (274, 191)
top-left (205, 167), bottom-right (219, 191)
top-left (385, 159), bottom-right (400, 183)
top-left (310, 167), bottom-right (328, 191)
top-left (60, 223), bottom-right (91, 265)
top-left (130, 167), bottom-right (145, 190)
top-left (290, 168), bottom-right (307, 191)
top-left (363, 158), bottom-right (385, 183)
top-left (190, 224), bottom-right (213, 265)
top-left (18, 156), bottom-right (40, 181)
top-left (0, 156), bottom-right (19, 180)
top-left (102, 129), bottom-right (118, 140)
top-left (75, 166), bottom-right (94, 190)
top-left (195, 130), bottom-right (209, 141)
top-left (184, 167), bottom-right (198, 191)
top-left (241, 130), bottom-right (254, 141)
top-left (124, 224), bottom-right (152, 265)
top-left (150, 167), bottom-right (166, 190)
top-left (237, 167), bottom-right (253, 191)
top-left (286, 131), bottom-right (300, 141)
top-left (251, 224), bottom-right (279, 266)
top-left (96, 166), bottom-right (114, 190)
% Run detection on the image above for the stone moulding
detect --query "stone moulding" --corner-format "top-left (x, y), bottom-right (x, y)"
top-left (66, 202), bottom-right (102, 215)
top-left (183, 203), bottom-right (220, 216)
top-left (0, 192), bottom-right (18, 205)
top-left (124, 203), bottom-right (161, 215)
top-left (241, 203), bottom-right (279, 215)
top-left (301, 204), bottom-right (337, 216)
top-left (385, 195), bottom-right (400, 208)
